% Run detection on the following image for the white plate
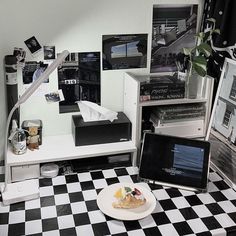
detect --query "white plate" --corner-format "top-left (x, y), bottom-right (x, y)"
top-left (97, 182), bottom-right (156, 221)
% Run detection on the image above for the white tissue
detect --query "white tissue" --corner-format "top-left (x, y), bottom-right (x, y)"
top-left (76, 101), bottom-right (118, 122)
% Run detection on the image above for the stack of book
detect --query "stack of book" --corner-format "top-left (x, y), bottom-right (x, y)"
top-left (140, 75), bottom-right (185, 102)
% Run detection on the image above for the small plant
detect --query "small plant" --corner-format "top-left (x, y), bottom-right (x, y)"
top-left (183, 18), bottom-right (220, 77)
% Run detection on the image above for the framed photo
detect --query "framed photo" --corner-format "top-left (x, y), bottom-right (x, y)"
top-left (102, 34), bottom-right (148, 70)
top-left (206, 58), bottom-right (236, 190)
top-left (151, 4), bottom-right (198, 73)
top-left (57, 51), bottom-right (101, 113)
top-left (22, 61), bottom-right (48, 84)
top-left (24, 36), bottom-right (42, 54)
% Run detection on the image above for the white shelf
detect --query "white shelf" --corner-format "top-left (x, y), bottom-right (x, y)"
top-left (7, 134), bottom-right (137, 166)
top-left (139, 98), bottom-right (208, 107)
top-left (123, 72), bottom-right (214, 160)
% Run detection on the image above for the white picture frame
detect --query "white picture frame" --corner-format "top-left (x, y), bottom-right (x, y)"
top-left (206, 58), bottom-right (236, 190)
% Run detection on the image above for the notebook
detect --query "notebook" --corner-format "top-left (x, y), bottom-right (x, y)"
top-left (139, 133), bottom-right (210, 192)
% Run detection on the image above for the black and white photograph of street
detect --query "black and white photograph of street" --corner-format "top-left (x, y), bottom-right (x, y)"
top-left (151, 4), bottom-right (198, 73)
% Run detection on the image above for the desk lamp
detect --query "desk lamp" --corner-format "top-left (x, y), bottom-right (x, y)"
top-left (1, 50), bottom-right (69, 205)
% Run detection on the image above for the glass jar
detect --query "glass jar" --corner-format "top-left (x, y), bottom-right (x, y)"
top-left (11, 129), bottom-right (27, 155)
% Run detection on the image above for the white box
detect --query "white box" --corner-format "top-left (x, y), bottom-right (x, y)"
top-left (153, 119), bottom-right (204, 138)
top-left (11, 164), bottom-right (40, 182)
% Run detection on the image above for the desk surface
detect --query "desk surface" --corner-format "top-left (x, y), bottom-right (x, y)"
top-left (0, 166), bottom-right (236, 236)
top-left (7, 134), bottom-right (136, 166)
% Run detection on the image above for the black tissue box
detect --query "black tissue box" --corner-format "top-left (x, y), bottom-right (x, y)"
top-left (72, 112), bottom-right (131, 146)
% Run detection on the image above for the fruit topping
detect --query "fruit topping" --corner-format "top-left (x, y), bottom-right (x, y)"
top-left (134, 188), bottom-right (141, 195)
top-left (124, 187), bottom-right (132, 193)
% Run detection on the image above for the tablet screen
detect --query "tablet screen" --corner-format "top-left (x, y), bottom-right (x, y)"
top-left (139, 133), bottom-right (210, 191)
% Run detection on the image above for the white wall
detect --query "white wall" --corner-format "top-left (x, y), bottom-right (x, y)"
top-left (0, 0), bottom-right (203, 159)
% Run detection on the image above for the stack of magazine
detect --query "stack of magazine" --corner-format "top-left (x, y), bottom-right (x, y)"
top-left (150, 103), bottom-right (205, 126)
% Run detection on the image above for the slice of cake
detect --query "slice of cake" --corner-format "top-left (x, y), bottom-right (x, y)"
top-left (112, 186), bottom-right (146, 209)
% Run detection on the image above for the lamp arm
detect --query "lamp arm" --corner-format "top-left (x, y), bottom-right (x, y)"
top-left (2, 50), bottom-right (69, 192)
top-left (3, 104), bottom-right (19, 191)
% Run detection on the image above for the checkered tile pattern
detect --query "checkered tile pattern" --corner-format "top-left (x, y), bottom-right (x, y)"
top-left (0, 166), bottom-right (236, 236)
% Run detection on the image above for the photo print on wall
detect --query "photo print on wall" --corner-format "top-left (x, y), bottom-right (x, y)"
top-left (22, 61), bottom-right (49, 84)
top-left (45, 89), bottom-right (64, 103)
top-left (151, 4), bottom-right (198, 73)
top-left (24, 36), bottom-right (42, 54)
top-left (13, 47), bottom-right (26, 66)
top-left (102, 34), bottom-right (148, 70)
top-left (57, 51), bottom-right (101, 113)
top-left (44, 46), bottom-right (56, 60)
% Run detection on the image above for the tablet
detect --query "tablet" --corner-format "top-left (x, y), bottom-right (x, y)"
top-left (139, 133), bottom-right (210, 192)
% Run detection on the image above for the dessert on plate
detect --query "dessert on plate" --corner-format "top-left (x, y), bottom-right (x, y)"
top-left (112, 186), bottom-right (146, 209)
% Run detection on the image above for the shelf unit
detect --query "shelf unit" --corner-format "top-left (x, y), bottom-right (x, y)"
top-left (7, 134), bottom-right (137, 182)
top-left (123, 72), bottom-right (214, 162)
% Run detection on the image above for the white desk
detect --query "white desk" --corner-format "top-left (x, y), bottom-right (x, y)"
top-left (7, 134), bottom-right (137, 182)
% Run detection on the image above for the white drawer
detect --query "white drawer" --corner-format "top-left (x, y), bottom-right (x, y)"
top-left (11, 164), bottom-right (40, 182)
top-left (154, 119), bottom-right (204, 138)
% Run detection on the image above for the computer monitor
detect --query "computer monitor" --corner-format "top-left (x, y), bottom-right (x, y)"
top-left (139, 133), bottom-right (210, 192)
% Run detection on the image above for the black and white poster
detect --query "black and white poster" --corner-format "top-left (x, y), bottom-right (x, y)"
top-left (151, 5), bottom-right (198, 73)
top-left (102, 34), bottom-right (148, 70)
top-left (57, 52), bottom-right (100, 113)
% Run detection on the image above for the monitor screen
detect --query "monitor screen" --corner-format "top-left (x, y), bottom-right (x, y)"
top-left (139, 133), bottom-right (210, 191)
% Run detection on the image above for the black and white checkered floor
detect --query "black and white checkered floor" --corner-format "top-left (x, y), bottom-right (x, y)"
top-left (0, 164), bottom-right (236, 236)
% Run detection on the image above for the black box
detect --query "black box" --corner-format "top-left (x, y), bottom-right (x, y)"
top-left (72, 112), bottom-right (132, 146)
